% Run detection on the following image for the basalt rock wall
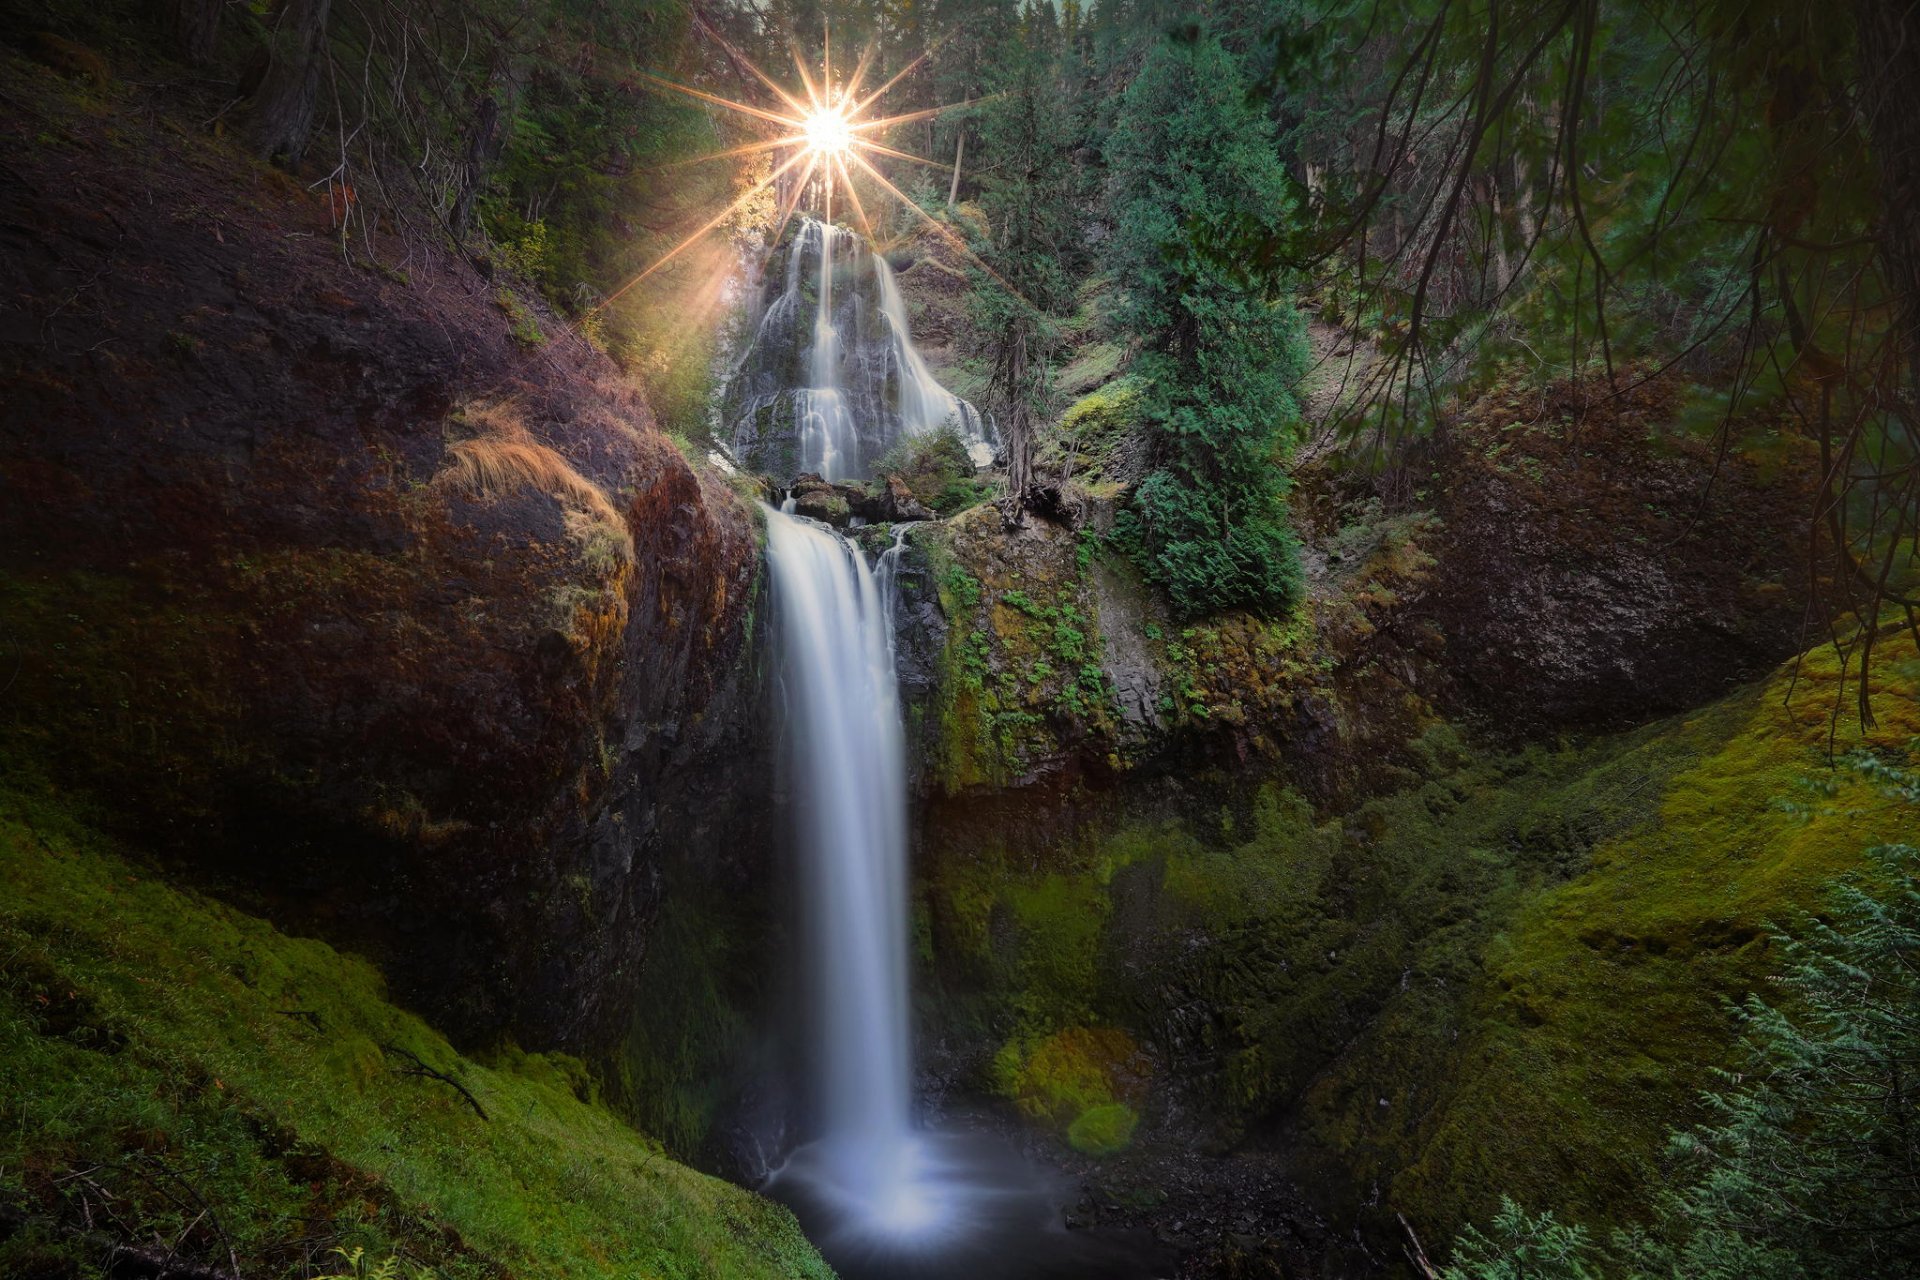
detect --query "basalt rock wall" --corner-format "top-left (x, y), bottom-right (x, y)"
top-left (0, 58), bottom-right (779, 1085)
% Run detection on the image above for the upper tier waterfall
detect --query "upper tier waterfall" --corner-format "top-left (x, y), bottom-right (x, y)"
top-left (721, 218), bottom-right (994, 481)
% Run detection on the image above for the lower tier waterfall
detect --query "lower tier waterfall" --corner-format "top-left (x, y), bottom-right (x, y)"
top-left (759, 502), bottom-right (1164, 1280)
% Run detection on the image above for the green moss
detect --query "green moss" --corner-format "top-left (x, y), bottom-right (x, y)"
top-left (0, 775), bottom-right (829, 1280)
top-left (1056, 377), bottom-right (1144, 483)
top-left (923, 633), bottom-right (1920, 1243)
top-left (994, 1025), bottom-right (1145, 1126)
top-left (1067, 1103), bottom-right (1139, 1157)
top-left (1352, 631), bottom-right (1920, 1238)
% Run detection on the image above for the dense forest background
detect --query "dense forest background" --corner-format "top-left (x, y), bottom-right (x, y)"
top-left (1, 0), bottom-right (1917, 1277)
top-left (28, 0), bottom-right (1904, 689)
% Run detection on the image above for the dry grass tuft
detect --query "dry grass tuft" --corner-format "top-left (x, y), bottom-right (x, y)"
top-left (439, 404), bottom-right (633, 565)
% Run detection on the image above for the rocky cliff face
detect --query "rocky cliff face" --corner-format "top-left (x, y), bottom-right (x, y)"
top-left (0, 58), bottom-right (777, 1082)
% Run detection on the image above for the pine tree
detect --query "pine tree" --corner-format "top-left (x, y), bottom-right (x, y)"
top-left (1104, 25), bottom-right (1308, 618)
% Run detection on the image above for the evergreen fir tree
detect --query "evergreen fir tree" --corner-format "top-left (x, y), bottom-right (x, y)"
top-left (1104, 24), bottom-right (1308, 617)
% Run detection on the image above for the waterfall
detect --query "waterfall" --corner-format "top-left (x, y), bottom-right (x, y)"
top-left (871, 254), bottom-right (995, 468)
top-left (762, 504), bottom-right (927, 1235)
top-left (722, 217), bottom-right (995, 480)
top-left (752, 228), bottom-right (1161, 1280)
top-left (796, 220), bottom-right (859, 481)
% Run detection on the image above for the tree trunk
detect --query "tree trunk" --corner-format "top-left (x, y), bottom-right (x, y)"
top-left (168, 0), bottom-right (222, 65)
top-left (948, 119), bottom-right (967, 208)
top-left (248, 0), bottom-right (333, 167)
top-left (450, 89), bottom-right (506, 240)
top-left (999, 326), bottom-right (1033, 527)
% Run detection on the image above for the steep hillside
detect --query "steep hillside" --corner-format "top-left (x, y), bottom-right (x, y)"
top-left (0, 773), bottom-right (829, 1279)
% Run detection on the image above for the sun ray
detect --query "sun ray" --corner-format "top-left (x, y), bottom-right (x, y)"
top-left (850, 98), bottom-right (991, 135)
top-left (595, 147), bottom-right (814, 311)
top-left (850, 30), bottom-right (958, 117)
top-left (841, 43), bottom-right (877, 110)
top-left (833, 153), bottom-right (873, 239)
top-left (769, 152), bottom-right (821, 252)
top-left (635, 71), bottom-right (802, 130)
top-left (623, 26), bottom-right (1014, 319)
top-left (790, 42), bottom-right (823, 112)
top-left (846, 150), bottom-right (1025, 301)
top-left (664, 134), bottom-right (808, 169)
top-left (689, 15), bottom-right (811, 117)
top-left (849, 138), bottom-right (949, 171)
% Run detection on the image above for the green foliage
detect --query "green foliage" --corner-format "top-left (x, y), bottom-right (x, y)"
top-left (316, 1246), bottom-right (407, 1280)
top-left (493, 286), bottom-right (545, 347)
top-left (1444, 756), bottom-right (1920, 1280)
top-left (1104, 27), bottom-right (1309, 617)
top-left (0, 776), bottom-right (830, 1280)
top-left (874, 426), bottom-right (986, 514)
top-left (1067, 1103), bottom-right (1139, 1157)
top-left (967, 0), bottom-right (1080, 492)
top-left (1442, 1200), bottom-right (1600, 1280)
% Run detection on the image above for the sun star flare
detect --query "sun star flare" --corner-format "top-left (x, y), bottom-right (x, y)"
top-left (601, 30), bottom-right (1017, 310)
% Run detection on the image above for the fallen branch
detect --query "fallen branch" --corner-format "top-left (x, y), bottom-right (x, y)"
top-left (1400, 1211), bottom-right (1441, 1279)
top-left (380, 1043), bottom-right (488, 1120)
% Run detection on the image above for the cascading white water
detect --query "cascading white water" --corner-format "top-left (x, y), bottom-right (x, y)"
top-left (762, 503), bottom-right (980, 1252)
top-left (722, 217), bottom-right (996, 478)
top-left (795, 221), bottom-right (860, 480)
top-left (764, 506), bottom-right (914, 1186)
top-left (872, 254), bottom-right (996, 468)
top-left (752, 223), bottom-right (1165, 1280)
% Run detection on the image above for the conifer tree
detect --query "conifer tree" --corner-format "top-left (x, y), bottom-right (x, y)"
top-left (1105, 25), bottom-right (1308, 617)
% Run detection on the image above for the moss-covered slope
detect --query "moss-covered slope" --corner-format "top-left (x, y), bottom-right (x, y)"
top-left (916, 626), bottom-right (1919, 1244)
top-left (0, 776), bottom-right (829, 1280)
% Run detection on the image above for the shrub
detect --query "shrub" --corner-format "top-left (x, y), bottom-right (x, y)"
top-left (874, 425), bottom-right (984, 514)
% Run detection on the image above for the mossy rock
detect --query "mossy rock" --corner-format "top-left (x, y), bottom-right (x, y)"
top-left (994, 1025), bottom-right (1149, 1127)
top-left (1068, 1102), bottom-right (1139, 1156)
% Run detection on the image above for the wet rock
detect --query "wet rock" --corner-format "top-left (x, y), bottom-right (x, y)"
top-left (789, 473), bottom-right (855, 524)
top-left (0, 99), bottom-right (777, 1071)
top-left (788, 472), bottom-right (937, 526)
top-left (869, 473), bottom-right (936, 523)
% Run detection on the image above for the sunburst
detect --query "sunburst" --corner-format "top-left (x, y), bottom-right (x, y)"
top-left (594, 24), bottom-right (999, 312)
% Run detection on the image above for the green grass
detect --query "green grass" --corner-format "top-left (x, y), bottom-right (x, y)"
top-left (0, 774), bottom-right (831, 1280)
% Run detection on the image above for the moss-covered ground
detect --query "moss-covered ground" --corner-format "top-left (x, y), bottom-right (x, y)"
top-left (0, 772), bottom-right (830, 1280)
top-left (920, 628), bottom-right (1919, 1239)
